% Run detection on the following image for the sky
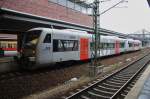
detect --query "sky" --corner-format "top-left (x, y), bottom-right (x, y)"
top-left (86, 0), bottom-right (150, 34)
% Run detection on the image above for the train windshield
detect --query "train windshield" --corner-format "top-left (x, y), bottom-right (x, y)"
top-left (24, 30), bottom-right (41, 48)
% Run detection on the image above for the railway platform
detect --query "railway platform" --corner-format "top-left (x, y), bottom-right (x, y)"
top-left (0, 57), bottom-right (14, 63)
top-left (0, 57), bottom-right (18, 73)
top-left (125, 64), bottom-right (150, 99)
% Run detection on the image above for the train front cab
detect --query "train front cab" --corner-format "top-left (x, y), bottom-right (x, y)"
top-left (134, 40), bottom-right (142, 51)
top-left (125, 39), bottom-right (134, 52)
top-left (19, 29), bottom-right (50, 69)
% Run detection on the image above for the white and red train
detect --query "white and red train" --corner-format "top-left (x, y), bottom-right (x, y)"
top-left (0, 41), bottom-right (17, 56)
top-left (18, 28), bottom-right (142, 69)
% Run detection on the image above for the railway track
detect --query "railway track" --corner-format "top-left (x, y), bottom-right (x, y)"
top-left (65, 53), bottom-right (150, 99)
top-left (0, 50), bottom-right (149, 98)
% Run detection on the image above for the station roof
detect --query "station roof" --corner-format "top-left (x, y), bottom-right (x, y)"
top-left (0, 8), bottom-right (139, 40)
top-left (0, 34), bottom-right (17, 40)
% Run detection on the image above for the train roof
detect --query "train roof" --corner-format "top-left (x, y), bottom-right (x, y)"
top-left (29, 28), bottom-right (87, 34)
top-left (63, 29), bottom-right (87, 34)
top-left (28, 28), bottom-right (140, 43)
top-left (29, 27), bottom-right (90, 37)
top-left (134, 40), bottom-right (142, 43)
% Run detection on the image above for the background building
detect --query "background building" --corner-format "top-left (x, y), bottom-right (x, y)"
top-left (0, 0), bottom-right (93, 31)
top-left (128, 29), bottom-right (150, 47)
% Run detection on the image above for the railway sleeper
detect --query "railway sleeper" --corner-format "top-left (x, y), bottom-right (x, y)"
top-left (98, 85), bottom-right (118, 91)
top-left (80, 95), bottom-right (91, 99)
top-left (128, 83), bottom-right (135, 88)
top-left (104, 81), bottom-right (124, 87)
top-left (121, 93), bottom-right (126, 97)
top-left (117, 72), bottom-right (135, 77)
top-left (123, 89), bottom-right (129, 93)
top-left (102, 82), bottom-right (122, 89)
top-left (89, 89), bottom-right (112, 97)
top-left (133, 79), bottom-right (139, 83)
top-left (113, 75), bottom-right (131, 80)
top-left (134, 76), bottom-right (141, 80)
top-left (93, 88), bottom-right (114, 95)
top-left (106, 80), bottom-right (125, 85)
top-left (122, 90), bottom-right (129, 95)
top-left (126, 86), bottom-right (132, 90)
top-left (87, 91), bottom-right (110, 99)
top-left (109, 78), bottom-right (127, 83)
top-left (112, 76), bottom-right (129, 81)
top-left (120, 68), bottom-right (138, 73)
top-left (130, 81), bottom-right (136, 85)
top-left (117, 72), bottom-right (135, 75)
top-left (114, 74), bottom-right (132, 78)
top-left (136, 75), bottom-right (141, 79)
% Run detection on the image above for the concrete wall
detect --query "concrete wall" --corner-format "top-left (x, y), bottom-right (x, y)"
top-left (0, 0), bottom-right (93, 27)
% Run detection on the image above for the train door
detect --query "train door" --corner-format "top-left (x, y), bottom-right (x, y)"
top-left (80, 38), bottom-right (89, 60)
top-left (115, 40), bottom-right (120, 54)
top-left (38, 33), bottom-right (52, 64)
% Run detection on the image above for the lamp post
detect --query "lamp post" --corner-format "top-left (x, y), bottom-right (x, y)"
top-left (90, 0), bottom-right (101, 77)
top-left (90, 0), bottom-right (127, 77)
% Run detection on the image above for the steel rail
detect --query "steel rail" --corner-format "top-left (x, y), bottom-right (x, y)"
top-left (65, 52), bottom-right (150, 99)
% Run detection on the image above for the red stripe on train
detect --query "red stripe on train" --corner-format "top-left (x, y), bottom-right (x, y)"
top-left (115, 40), bottom-right (120, 54)
top-left (80, 38), bottom-right (89, 60)
top-left (1, 48), bottom-right (17, 51)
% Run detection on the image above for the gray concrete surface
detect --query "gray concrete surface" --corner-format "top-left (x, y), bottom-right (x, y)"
top-left (125, 64), bottom-right (150, 99)
top-left (0, 57), bottom-right (19, 73)
top-left (138, 70), bottom-right (150, 99)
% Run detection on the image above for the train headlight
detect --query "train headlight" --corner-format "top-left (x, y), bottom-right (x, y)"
top-left (32, 50), bottom-right (35, 54)
top-left (29, 57), bottom-right (35, 61)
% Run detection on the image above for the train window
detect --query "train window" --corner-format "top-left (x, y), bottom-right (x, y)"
top-left (12, 44), bottom-right (14, 48)
top-left (90, 42), bottom-right (94, 50)
top-left (110, 43), bottom-right (115, 48)
top-left (8, 43), bottom-right (11, 48)
top-left (100, 43), bottom-right (115, 49)
top-left (53, 40), bottom-right (58, 52)
top-left (128, 43), bottom-right (132, 47)
top-left (90, 42), bottom-right (102, 50)
top-left (24, 30), bottom-right (41, 48)
top-left (103, 43), bottom-right (107, 49)
top-left (101, 43), bottom-right (104, 49)
top-left (72, 41), bottom-right (78, 51)
top-left (98, 43), bottom-right (102, 49)
top-left (120, 43), bottom-right (125, 48)
top-left (14, 44), bottom-right (17, 48)
top-left (107, 43), bottom-right (112, 49)
top-left (107, 43), bottom-right (111, 49)
top-left (2, 43), bottom-right (6, 48)
top-left (53, 39), bottom-right (78, 52)
top-left (4, 43), bottom-right (6, 48)
top-left (44, 34), bottom-right (51, 43)
top-left (0, 42), bottom-right (2, 48)
top-left (107, 43), bottom-right (110, 49)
